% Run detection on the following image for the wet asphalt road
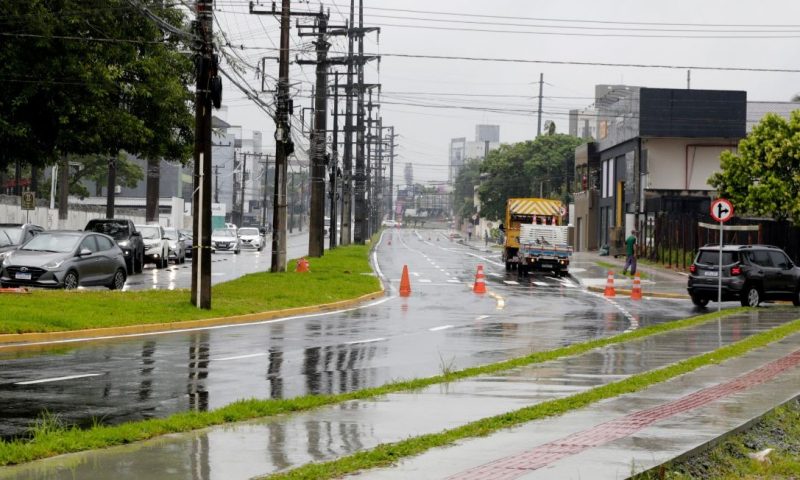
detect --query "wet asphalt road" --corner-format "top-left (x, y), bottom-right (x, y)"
top-left (0, 229), bottom-right (704, 438)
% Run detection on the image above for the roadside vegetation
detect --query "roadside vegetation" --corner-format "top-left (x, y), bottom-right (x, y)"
top-left (0, 308), bottom-right (752, 466)
top-left (0, 245), bottom-right (379, 334)
top-left (633, 398), bottom-right (800, 479)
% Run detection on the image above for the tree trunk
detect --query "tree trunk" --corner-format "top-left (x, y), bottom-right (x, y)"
top-left (58, 154), bottom-right (69, 221)
top-left (146, 157), bottom-right (160, 222)
top-left (106, 155), bottom-right (117, 218)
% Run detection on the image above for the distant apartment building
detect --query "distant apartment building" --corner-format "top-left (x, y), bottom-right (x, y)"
top-left (448, 125), bottom-right (501, 184)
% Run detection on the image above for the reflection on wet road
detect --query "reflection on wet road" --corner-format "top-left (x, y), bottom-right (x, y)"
top-left (0, 229), bottom-right (705, 438)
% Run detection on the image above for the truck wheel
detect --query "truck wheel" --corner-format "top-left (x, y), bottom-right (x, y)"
top-left (505, 261), bottom-right (512, 271)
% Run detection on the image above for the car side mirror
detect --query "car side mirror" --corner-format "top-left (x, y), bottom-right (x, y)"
top-left (78, 248), bottom-right (92, 257)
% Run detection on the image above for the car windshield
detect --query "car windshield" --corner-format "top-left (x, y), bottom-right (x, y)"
top-left (696, 250), bottom-right (739, 266)
top-left (21, 233), bottom-right (80, 253)
top-left (163, 229), bottom-right (179, 240)
top-left (0, 227), bottom-right (22, 247)
top-left (87, 221), bottom-right (129, 240)
top-left (138, 226), bottom-right (161, 239)
top-left (212, 229), bottom-right (235, 236)
top-left (239, 228), bottom-right (258, 236)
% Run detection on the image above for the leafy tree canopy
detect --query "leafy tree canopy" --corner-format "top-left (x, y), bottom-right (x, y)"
top-left (477, 134), bottom-right (584, 220)
top-left (709, 111), bottom-right (800, 223)
top-left (0, 0), bottom-right (194, 170)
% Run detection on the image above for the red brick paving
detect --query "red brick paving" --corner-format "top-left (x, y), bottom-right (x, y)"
top-left (448, 349), bottom-right (800, 479)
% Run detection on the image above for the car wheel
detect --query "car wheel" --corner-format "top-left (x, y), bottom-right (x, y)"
top-left (234, 248), bottom-right (241, 255)
top-left (108, 268), bottom-right (126, 290)
top-left (691, 294), bottom-right (709, 307)
top-left (63, 270), bottom-right (79, 290)
top-left (740, 285), bottom-right (761, 307)
top-left (125, 258), bottom-right (134, 275)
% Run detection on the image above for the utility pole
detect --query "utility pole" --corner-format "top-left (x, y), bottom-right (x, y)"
top-left (537, 72), bottom-right (544, 137)
top-left (387, 126), bottom-right (397, 220)
top-left (299, 7), bottom-right (329, 257)
top-left (261, 155), bottom-right (270, 228)
top-left (687, 69), bottom-right (691, 89)
top-left (353, 0), bottom-right (367, 244)
top-left (191, 0), bottom-right (219, 309)
top-left (239, 152), bottom-right (247, 226)
top-left (271, 0), bottom-right (291, 271)
top-left (232, 150), bottom-right (239, 224)
top-left (376, 117), bottom-right (383, 228)
top-left (213, 165), bottom-right (219, 204)
top-left (341, 0), bottom-right (355, 246)
top-left (330, 74), bottom-right (340, 249)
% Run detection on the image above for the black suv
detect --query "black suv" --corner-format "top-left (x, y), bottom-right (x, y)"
top-left (84, 219), bottom-right (145, 274)
top-left (688, 245), bottom-right (800, 307)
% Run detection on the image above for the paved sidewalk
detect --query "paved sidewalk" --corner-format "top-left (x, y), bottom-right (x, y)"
top-left (3, 309), bottom-right (798, 480)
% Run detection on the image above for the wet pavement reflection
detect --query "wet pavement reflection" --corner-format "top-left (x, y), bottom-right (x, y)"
top-left (1, 309), bottom-right (796, 479)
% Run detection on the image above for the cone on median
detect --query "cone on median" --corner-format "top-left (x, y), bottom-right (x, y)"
top-left (473, 264), bottom-right (487, 294)
top-left (295, 257), bottom-right (310, 273)
top-left (604, 270), bottom-right (616, 297)
top-left (399, 265), bottom-right (411, 297)
top-left (631, 272), bottom-right (642, 300)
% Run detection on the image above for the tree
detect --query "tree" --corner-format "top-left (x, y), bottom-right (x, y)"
top-left (452, 159), bottom-right (481, 221)
top-left (477, 134), bottom-right (584, 220)
top-left (709, 111), bottom-right (800, 223)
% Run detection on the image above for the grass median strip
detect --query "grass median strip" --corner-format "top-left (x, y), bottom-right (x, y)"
top-left (0, 307), bottom-right (746, 466)
top-left (0, 245), bottom-right (380, 334)
top-left (264, 314), bottom-right (800, 480)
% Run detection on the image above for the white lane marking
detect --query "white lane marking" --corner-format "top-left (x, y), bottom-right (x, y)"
top-left (215, 352), bottom-right (269, 362)
top-left (419, 279), bottom-right (432, 283)
top-left (476, 315), bottom-right (490, 321)
top-left (429, 325), bottom-right (454, 332)
top-left (15, 373), bottom-right (103, 385)
top-left (447, 279), bottom-right (461, 283)
top-left (346, 337), bottom-right (386, 345)
top-left (503, 280), bottom-right (519, 285)
top-left (568, 268), bottom-right (587, 273)
top-left (412, 272), bottom-right (421, 277)
top-left (533, 281), bottom-right (548, 286)
top-left (489, 273), bottom-right (503, 278)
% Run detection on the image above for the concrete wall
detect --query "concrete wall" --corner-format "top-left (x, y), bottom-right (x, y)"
top-left (642, 138), bottom-right (737, 191)
top-left (0, 195), bottom-right (184, 230)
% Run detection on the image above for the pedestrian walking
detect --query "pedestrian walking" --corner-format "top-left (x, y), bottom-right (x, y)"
top-left (467, 224), bottom-right (473, 241)
top-left (623, 229), bottom-right (637, 276)
top-left (484, 230), bottom-right (489, 246)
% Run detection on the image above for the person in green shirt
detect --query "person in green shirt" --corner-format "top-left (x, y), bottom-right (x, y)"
top-left (623, 230), bottom-right (637, 276)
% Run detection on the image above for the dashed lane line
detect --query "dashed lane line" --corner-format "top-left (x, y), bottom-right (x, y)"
top-left (429, 325), bottom-right (455, 332)
top-left (15, 373), bottom-right (103, 385)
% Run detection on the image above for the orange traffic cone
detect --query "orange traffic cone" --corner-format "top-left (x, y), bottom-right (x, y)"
top-left (473, 264), bottom-right (487, 294)
top-left (631, 272), bottom-right (642, 300)
top-left (604, 270), bottom-right (616, 297)
top-left (399, 265), bottom-right (411, 297)
top-left (295, 258), bottom-right (310, 273)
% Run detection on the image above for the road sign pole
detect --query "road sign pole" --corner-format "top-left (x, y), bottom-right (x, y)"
top-left (718, 219), bottom-right (723, 312)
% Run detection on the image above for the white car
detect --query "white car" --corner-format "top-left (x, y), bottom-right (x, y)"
top-left (382, 219), bottom-right (401, 228)
top-left (135, 224), bottom-right (170, 269)
top-left (237, 227), bottom-right (263, 251)
top-left (211, 228), bottom-right (240, 254)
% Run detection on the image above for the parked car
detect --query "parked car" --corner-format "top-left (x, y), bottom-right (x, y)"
top-left (237, 227), bottom-right (263, 251)
top-left (381, 219), bottom-right (401, 228)
top-left (84, 219), bottom-right (144, 274)
top-left (163, 227), bottom-right (187, 264)
top-left (687, 244), bottom-right (800, 307)
top-left (179, 229), bottom-right (194, 258)
top-left (0, 223), bottom-right (44, 264)
top-left (0, 230), bottom-right (127, 290)
top-left (135, 224), bottom-right (170, 268)
top-left (211, 228), bottom-right (240, 254)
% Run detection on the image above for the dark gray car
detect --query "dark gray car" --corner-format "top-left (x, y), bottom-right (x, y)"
top-left (687, 244), bottom-right (800, 307)
top-left (0, 223), bottom-right (44, 263)
top-left (0, 231), bottom-right (127, 290)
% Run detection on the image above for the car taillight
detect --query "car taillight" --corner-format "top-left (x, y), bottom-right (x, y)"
top-left (689, 264), bottom-right (697, 273)
top-left (731, 265), bottom-right (742, 276)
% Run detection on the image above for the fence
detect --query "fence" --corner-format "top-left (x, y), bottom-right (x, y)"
top-left (638, 213), bottom-right (800, 270)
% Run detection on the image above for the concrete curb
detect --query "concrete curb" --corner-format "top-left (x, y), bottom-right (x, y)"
top-left (586, 285), bottom-right (689, 299)
top-left (0, 289), bottom-right (386, 348)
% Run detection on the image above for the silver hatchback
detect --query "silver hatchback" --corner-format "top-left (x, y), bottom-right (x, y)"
top-left (0, 231), bottom-right (127, 290)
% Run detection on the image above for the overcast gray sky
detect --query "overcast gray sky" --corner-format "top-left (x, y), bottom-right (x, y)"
top-left (215, 0), bottom-right (800, 184)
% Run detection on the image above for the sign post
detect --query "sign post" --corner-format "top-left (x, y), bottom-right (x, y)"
top-left (21, 191), bottom-right (36, 224)
top-left (710, 198), bottom-right (734, 311)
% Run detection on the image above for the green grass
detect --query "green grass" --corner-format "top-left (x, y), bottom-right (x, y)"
top-left (0, 245), bottom-right (380, 334)
top-left (262, 314), bottom-right (800, 480)
top-left (0, 308), bottom-right (747, 466)
top-left (633, 398), bottom-right (800, 479)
